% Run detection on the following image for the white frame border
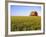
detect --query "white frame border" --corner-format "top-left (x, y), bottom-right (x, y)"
top-left (8, 2), bottom-right (44, 35)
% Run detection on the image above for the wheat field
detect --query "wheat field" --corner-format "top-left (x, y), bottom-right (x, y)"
top-left (11, 16), bottom-right (41, 31)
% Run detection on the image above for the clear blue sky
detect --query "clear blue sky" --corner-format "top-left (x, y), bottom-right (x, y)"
top-left (10, 5), bottom-right (41, 16)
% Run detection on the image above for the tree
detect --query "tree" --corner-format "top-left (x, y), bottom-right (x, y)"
top-left (30, 11), bottom-right (38, 16)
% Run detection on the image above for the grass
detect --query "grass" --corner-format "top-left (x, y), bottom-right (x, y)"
top-left (11, 16), bottom-right (41, 31)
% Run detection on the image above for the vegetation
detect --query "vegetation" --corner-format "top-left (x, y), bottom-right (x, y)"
top-left (11, 16), bottom-right (41, 31)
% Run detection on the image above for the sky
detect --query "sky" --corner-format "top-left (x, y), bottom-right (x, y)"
top-left (10, 5), bottom-right (41, 16)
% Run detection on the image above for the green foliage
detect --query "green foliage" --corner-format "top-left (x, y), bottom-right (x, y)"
top-left (11, 16), bottom-right (41, 31)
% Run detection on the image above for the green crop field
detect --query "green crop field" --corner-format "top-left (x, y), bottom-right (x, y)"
top-left (11, 16), bottom-right (41, 31)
